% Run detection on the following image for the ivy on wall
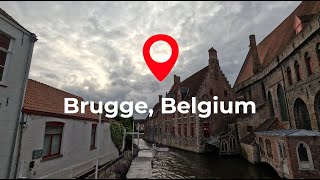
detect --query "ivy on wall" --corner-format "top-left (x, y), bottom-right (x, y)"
top-left (110, 122), bottom-right (125, 153)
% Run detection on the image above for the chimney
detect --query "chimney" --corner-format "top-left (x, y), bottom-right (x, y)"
top-left (208, 47), bottom-right (217, 60)
top-left (249, 35), bottom-right (262, 74)
top-left (174, 75), bottom-right (180, 85)
top-left (159, 95), bottom-right (162, 103)
top-left (208, 47), bottom-right (220, 71)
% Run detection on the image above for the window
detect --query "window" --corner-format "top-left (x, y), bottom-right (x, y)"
top-left (42, 122), bottom-right (64, 159)
top-left (304, 52), bottom-right (313, 75)
top-left (294, 98), bottom-right (312, 130)
top-left (248, 89), bottom-right (252, 101)
top-left (287, 67), bottom-right (293, 85)
top-left (203, 123), bottom-right (210, 138)
top-left (184, 123), bottom-right (187, 137)
top-left (91, 124), bottom-right (97, 149)
top-left (0, 33), bottom-right (11, 82)
top-left (268, 92), bottom-right (275, 118)
top-left (224, 90), bottom-right (228, 97)
top-left (265, 139), bottom-right (273, 159)
top-left (261, 83), bottom-right (266, 100)
top-left (296, 142), bottom-right (314, 170)
top-left (294, 61), bottom-right (301, 81)
top-left (259, 137), bottom-right (265, 156)
top-left (190, 123), bottom-right (195, 138)
top-left (278, 141), bottom-right (286, 160)
top-left (298, 143), bottom-right (309, 161)
top-left (220, 140), bottom-right (228, 152)
top-left (178, 124), bottom-right (182, 136)
top-left (247, 126), bottom-right (253, 132)
top-left (172, 126), bottom-right (175, 136)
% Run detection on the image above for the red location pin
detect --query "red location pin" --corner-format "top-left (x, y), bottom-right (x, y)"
top-left (143, 34), bottom-right (179, 82)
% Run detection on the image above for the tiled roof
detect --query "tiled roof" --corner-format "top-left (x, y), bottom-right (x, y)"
top-left (241, 118), bottom-right (285, 144)
top-left (23, 79), bottom-right (99, 121)
top-left (168, 66), bottom-right (209, 100)
top-left (234, 1), bottom-right (320, 86)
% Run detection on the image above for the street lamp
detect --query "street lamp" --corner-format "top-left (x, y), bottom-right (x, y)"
top-left (95, 113), bottom-right (102, 179)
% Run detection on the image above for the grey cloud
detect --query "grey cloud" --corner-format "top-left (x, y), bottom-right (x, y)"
top-left (0, 1), bottom-right (301, 119)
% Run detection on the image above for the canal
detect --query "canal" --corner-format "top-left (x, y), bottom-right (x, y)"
top-left (137, 139), bottom-right (280, 179)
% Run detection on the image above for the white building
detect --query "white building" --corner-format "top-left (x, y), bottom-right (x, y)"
top-left (17, 79), bottom-right (119, 179)
top-left (0, 8), bottom-right (37, 178)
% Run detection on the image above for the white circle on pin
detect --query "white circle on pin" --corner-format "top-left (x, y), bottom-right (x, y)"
top-left (149, 40), bottom-right (172, 63)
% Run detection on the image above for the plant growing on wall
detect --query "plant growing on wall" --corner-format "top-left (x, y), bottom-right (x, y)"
top-left (110, 121), bottom-right (125, 153)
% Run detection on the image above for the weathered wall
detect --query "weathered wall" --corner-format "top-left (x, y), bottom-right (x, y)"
top-left (0, 12), bottom-right (36, 178)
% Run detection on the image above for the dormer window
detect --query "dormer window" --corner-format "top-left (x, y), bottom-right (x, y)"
top-left (294, 16), bottom-right (303, 34)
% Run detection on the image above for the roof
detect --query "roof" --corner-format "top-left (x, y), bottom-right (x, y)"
top-left (234, 1), bottom-right (320, 86)
top-left (168, 66), bottom-right (209, 100)
top-left (256, 129), bottom-right (320, 137)
top-left (241, 118), bottom-right (285, 144)
top-left (23, 79), bottom-right (99, 121)
top-left (0, 8), bottom-right (32, 35)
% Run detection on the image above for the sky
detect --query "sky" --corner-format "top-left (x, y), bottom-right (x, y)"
top-left (0, 1), bottom-right (301, 119)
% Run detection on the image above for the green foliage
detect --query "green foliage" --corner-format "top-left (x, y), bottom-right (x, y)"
top-left (110, 122), bottom-right (125, 153)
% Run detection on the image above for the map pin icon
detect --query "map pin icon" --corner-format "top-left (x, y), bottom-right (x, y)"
top-left (143, 34), bottom-right (179, 82)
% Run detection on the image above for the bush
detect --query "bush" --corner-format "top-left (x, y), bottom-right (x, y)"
top-left (110, 122), bottom-right (125, 153)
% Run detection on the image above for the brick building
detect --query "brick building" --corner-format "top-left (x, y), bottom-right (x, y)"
top-left (144, 48), bottom-right (235, 153)
top-left (229, 1), bottom-right (320, 178)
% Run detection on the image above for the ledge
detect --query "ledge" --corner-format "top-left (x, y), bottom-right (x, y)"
top-left (41, 154), bottom-right (63, 162)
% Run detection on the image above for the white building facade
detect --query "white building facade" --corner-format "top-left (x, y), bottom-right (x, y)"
top-left (0, 8), bottom-right (37, 178)
top-left (18, 114), bottom-right (119, 179)
top-left (17, 79), bottom-right (119, 179)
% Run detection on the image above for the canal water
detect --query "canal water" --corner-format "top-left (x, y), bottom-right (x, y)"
top-left (136, 139), bottom-right (280, 179)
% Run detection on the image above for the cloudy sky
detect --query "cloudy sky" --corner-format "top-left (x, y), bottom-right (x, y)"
top-left (0, 1), bottom-right (300, 118)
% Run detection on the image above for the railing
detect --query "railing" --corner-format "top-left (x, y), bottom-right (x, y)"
top-left (84, 150), bottom-right (132, 179)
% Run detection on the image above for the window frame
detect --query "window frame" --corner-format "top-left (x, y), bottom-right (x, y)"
top-left (0, 33), bottom-right (13, 84)
top-left (190, 123), bottom-right (195, 138)
top-left (304, 52), bottom-right (313, 76)
top-left (90, 124), bottom-right (97, 150)
top-left (42, 122), bottom-right (64, 160)
top-left (294, 61), bottom-right (301, 81)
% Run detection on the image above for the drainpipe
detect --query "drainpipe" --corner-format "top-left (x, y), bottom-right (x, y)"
top-left (8, 33), bottom-right (37, 179)
top-left (14, 113), bottom-right (27, 178)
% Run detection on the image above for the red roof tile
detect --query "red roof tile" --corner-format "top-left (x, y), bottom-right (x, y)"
top-left (234, 1), bottom-right (320, 86)
top-left (23, 79), bottom-right (99, 121)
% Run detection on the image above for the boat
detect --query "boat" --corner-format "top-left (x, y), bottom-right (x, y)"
top-left (152, 143), bottom-right (169, 152)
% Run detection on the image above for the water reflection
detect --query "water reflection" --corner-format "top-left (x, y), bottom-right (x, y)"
top-left (148, 144), bottom-right (279, 179)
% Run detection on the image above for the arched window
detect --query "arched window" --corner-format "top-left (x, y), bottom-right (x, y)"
top-left (265, 139), bottom-right (273, 159)
top-left (304, 52), bottom-right (313, 75)
top-left (315, 91), bottom-right (320, 130)
top-left (277, 85), bottom-right (288, 121)
top-left (278, 141), bottom-right (286, 160)
top-left (261, 82), bottom-right (266, 101)
top-left (259, 137), bottom-right (265, 156)
top-left (294, 61), bottom-right (301, 81)
top-left (229, 136), bottom-right (236, 152)
top-left (294, 98), bottom-right (312, 130)
top-left (268, 92), bottom-right (275, 118)
top-left (287, 67), bottom-right (293, 85)
top-left (296, 142), bottom-right (314, 170)
top-left (221, 140), bottom-right (228, 152)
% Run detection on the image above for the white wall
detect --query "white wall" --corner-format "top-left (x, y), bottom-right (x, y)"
top-left (18, 114), bottom-right (119, 179)
top-left (0, 12), bottom-right (36, 178)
